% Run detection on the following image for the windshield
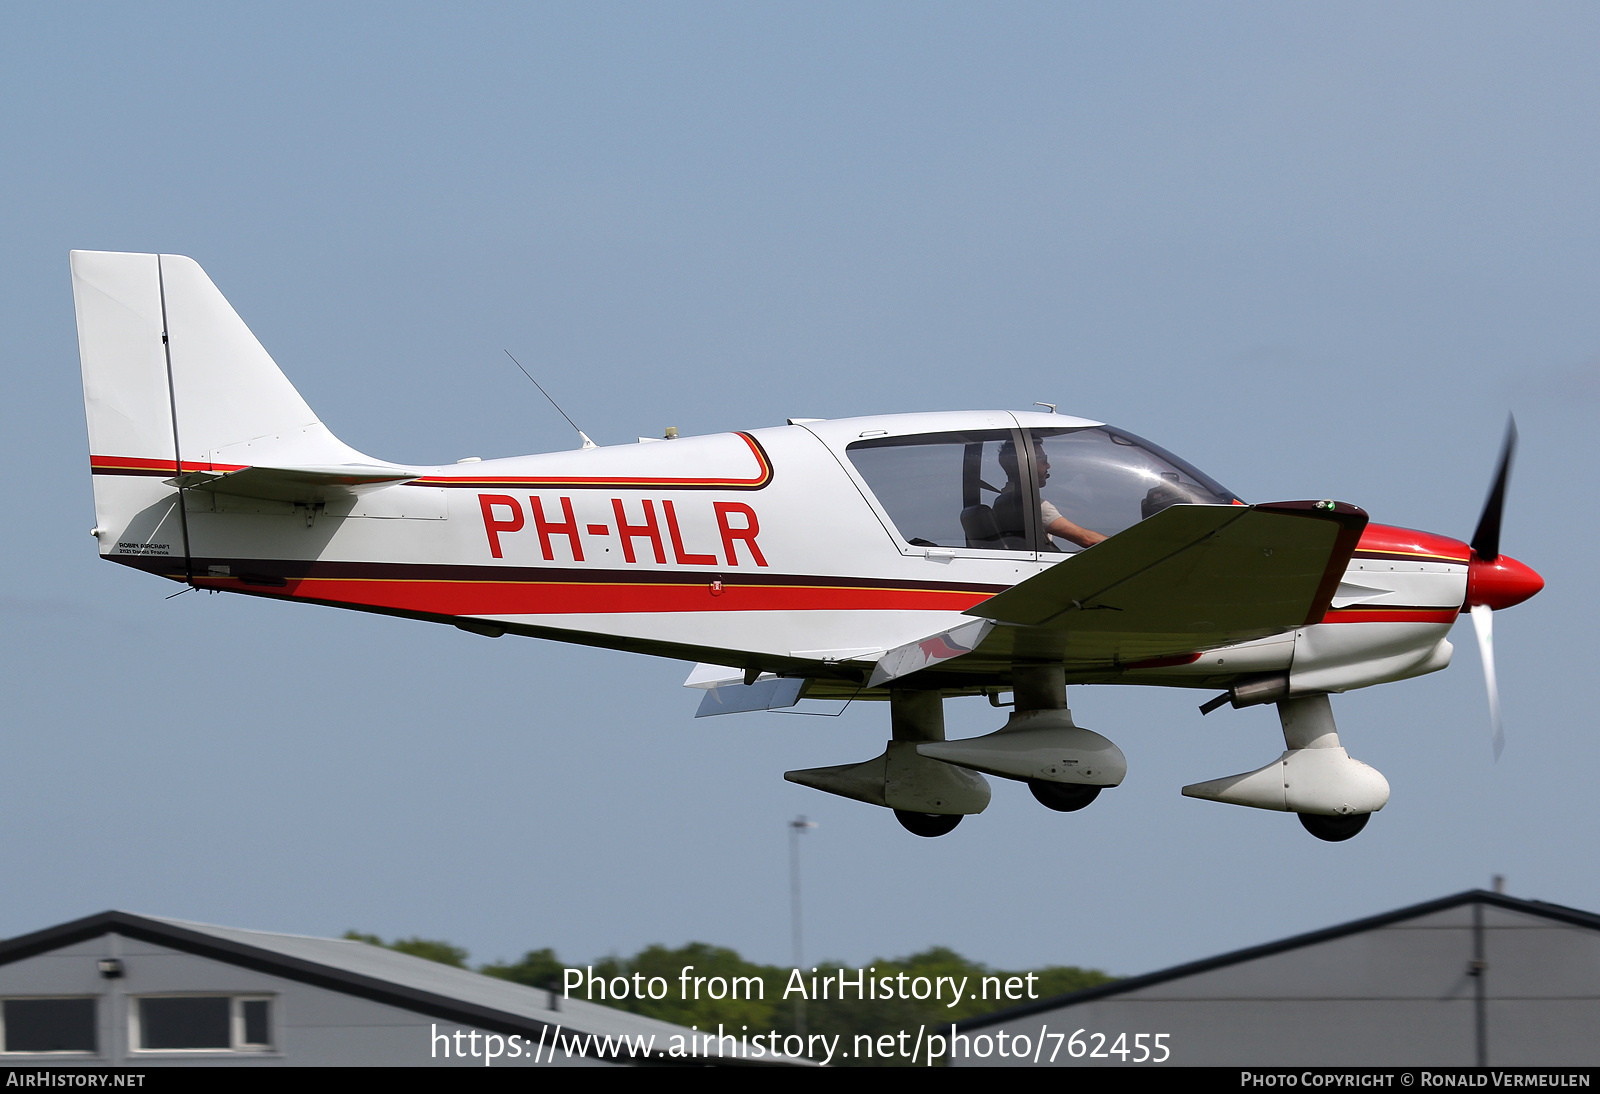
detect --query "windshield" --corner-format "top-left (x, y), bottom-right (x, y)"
top-left (845, 424), bottom-right (1238, 554)
top-left (1029, 426), bottom-right (1238, 551)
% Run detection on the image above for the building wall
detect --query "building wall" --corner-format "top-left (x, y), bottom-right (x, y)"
top-left (0, 934), bottom-right (612, 1066)
top-left (955, 904), bottom-right (1600, 1066)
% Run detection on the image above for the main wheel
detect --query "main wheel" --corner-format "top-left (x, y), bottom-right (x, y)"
top-left (894, 810), bottom-right (963, 837)
top-left (1028, 780), bottom-right (1102, 813)
top-left (1298, 812), bottom-right (1370, 842)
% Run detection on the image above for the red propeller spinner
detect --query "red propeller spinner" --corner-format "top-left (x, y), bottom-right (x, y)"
top-left (1466, 551), bottom-right (1543, 611)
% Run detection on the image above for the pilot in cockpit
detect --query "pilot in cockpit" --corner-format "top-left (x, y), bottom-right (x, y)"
top-left (996, 440), bottom-right (1107, 550)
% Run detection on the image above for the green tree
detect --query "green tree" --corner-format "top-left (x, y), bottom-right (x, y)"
top-left (343, 928), bottom-right (1116, 1067)
top-left (480, 948), bottom-right (564, 989)
top-left (342, 930), bottom-right (469, 968)
top-left (558, 940), bottom-right (1114, 1067)
top-left (784, 946), bottom-right (1116, 1066)
top-left (585, 942), bottom-right (784, 1032)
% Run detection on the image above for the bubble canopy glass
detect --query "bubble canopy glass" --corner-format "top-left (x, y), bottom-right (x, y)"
top-left (846, 425), bottom-right (1239, 554)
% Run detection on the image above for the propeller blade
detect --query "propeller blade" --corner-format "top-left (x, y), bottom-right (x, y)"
top-left (1470, 417), bottom-right (1517, 563)
top-left (1469, 603), bottom-right (1504, 760)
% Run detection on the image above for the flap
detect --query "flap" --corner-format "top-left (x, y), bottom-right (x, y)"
top-left (695, 678), bottom-right (806, 717)
top-left (867, 619), bottom-right (994, 688)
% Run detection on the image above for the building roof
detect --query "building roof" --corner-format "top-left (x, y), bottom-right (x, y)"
top-left (0, 910), bottom-right (798, 1065)
top-left (959, 889), bottom-right (1600, 1031)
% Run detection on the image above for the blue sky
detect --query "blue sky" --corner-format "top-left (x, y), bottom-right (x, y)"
top-left (2, 2), bottom-right (1597, 978)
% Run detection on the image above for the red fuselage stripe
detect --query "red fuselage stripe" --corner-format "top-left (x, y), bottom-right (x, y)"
top-left (1321, 608), bottom-right (1459, 624)
top-left (90, 455), bottom-right (250, 476)
top-left (190, 575), bottom-right (990, 615)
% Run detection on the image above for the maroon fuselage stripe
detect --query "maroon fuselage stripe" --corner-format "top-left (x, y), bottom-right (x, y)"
top-left (88, 431), bottom-right (775, 491)
top-left (1351, 551), bottom-right (1468, 565)
top-left (1353, 523), bottom-right (1470, 564)
top-left (206, 578), bottom-right (989, 615)
top-left (410, 432), bottom-right (775, 491)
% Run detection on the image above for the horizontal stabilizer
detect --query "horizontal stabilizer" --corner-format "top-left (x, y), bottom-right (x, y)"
top-left (171, 463), bottom-right (420, 503)
top-left (965, 502), bottom-right (1366, 657)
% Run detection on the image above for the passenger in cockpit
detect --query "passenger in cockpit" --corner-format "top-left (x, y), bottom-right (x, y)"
top-left (996, 440), bottom-right (1106, 550)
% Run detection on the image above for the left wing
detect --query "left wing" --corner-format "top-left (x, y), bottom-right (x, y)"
top-left (962, 500), bottom-right (1367, 664)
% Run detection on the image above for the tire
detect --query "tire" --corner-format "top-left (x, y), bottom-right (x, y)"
top-left (1297, 812), bottom-right (1370, 842)
top-left (894, 810), bottom-right (963, 837)
top-left (1027, 780), bottom-right (1103, 812)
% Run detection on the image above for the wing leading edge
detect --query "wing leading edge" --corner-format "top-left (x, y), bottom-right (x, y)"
top-left (961, 500), bottom-right (1368, 665)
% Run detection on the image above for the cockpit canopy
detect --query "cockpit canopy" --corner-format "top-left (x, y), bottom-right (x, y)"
top-left (846, 425), bottom-right (1238, 553)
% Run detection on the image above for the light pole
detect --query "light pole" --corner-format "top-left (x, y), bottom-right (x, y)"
top-left (789, 814), bottom-right (817, 1037)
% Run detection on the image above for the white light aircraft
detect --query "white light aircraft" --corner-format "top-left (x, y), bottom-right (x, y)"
top-left (71, 251), bottom-right (1543, 840)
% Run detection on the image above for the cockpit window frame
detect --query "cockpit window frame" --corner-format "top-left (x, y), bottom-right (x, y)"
top-left (826, 414), bottom-right (1240, 561)
top-left (842, 425), bottom-right (1047, 560)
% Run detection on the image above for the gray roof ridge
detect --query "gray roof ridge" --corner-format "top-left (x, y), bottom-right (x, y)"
top-left (134, 912), bottom-right (372, 946)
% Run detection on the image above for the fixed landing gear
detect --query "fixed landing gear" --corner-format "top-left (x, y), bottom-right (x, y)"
top-left (920, 666), bottom-right (1126, 820)
top-left (1297, 812), bottom-right (1370, 842)
top-left (895, 810), bottom-right (963, 837)
top-left (1183, 693), bottom-right (1389, 840)
top-left (785, 673), bottom-right (1125, 834)
top-left (1028, 779), bottom-right (1102, 813)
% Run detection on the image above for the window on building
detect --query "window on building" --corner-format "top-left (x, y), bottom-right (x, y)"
top-left (1, 998), bottom-right (97, 1054)
top-left (242, 999), bottom-right (270, 1047)
top-left (134, 996), bottom-right (272, 1052)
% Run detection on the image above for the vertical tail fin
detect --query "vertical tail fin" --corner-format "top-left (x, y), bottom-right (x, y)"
top-left (72, 251), bottom-right (378, 561)
top-left (72, 250), bottom-right (370, 467)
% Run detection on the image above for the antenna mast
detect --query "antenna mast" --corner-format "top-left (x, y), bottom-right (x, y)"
top-left (504, 349), bottom-right (596, 449)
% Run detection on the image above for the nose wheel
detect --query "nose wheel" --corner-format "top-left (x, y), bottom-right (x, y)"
top-left (894, 810), bottom-right (963, 837)
top-left (1297, 812), bottom-right (1370, 842)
